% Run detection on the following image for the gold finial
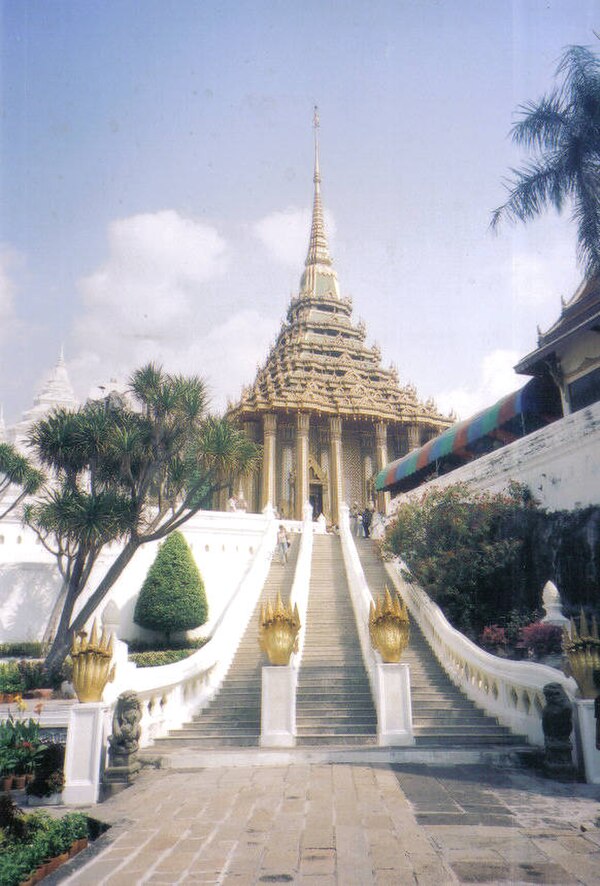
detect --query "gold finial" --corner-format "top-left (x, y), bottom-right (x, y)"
top-left (70, 619), bottom-right (116, 703)
top-left (259, 592), bottom-right (301, 665)
top-left (369, 587), bottom-right (410, 662)
top-left (564, 608), bottom-right (600, 698)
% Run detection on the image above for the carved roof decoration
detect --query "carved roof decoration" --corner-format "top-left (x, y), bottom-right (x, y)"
top-left (229, 113), bottom-right (452, 433)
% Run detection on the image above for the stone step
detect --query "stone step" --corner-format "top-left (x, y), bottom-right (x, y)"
top-left (155, 735), bottom-right (259, 748)
top-left (296, 735), bottom-right (378, 747)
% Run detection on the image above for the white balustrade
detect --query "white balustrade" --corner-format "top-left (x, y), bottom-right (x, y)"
top-left (338, 504), bottom-right (414, 746)
top-left (385, 558), bottom-right (578, 746)
top-left (260, 502), bottom-right (313, 747)
top-left (110, 513), bottom-right (278, 747)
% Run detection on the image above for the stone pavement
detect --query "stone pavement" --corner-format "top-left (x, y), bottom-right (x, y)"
top-left (58, 762), bottom-right (600, 885)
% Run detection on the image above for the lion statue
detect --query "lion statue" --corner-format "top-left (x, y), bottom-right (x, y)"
top-left (108, 690), bottom-right (142, 756)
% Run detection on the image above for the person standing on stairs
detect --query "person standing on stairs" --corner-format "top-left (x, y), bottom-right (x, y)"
top-left (276, 524), bottom-right (290, 564)
top-left (362, 505), bottom-right (373, 538)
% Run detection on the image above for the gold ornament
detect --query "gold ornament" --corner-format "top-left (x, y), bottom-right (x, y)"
top-left (71, 620), bottom-right (116, 703)
top-left (564, 609), bottom-right (600, 698)
top-left (258, 592), bottom-right (301, 666)
top-left (369, 587), bottom-right (410, 663)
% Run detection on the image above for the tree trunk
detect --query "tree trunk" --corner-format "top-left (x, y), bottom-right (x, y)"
top-left (42, 578), bottom-right (69, 646)
top-left (43, 552), bottom-right (89, 674)
top-left (44, 539), bottom-right (140, 672)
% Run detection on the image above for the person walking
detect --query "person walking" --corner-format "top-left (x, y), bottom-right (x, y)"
top-left (361, 506), bottom-right (373, 539)
top-left (276, 524), bottom-right (289, 564)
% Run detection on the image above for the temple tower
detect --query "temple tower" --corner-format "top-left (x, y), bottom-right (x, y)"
top-left (229, 111), bottom-right (451, 521)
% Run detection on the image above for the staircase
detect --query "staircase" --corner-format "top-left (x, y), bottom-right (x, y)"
top-left (295, 534), bottom-right (377, 746)
top-left (153, 535), bottom-right (299, 750)
top-left (355, 539), bottom-right (526, 748)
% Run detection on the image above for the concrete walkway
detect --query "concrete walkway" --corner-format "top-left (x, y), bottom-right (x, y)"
top-left (58, 762), bottom-right (600, 885)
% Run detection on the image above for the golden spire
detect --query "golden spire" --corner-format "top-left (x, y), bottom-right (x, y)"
top-left (305, 105), bottom-right (332, 269)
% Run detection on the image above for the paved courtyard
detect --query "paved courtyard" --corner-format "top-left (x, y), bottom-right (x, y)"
top-left (56, 761), bottom-right (600, 885)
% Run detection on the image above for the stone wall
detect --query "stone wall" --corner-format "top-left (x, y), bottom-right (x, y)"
top-left (0, 511), bottom-right (271, 643)
top-left (392, 400), bottom-right (600, 513)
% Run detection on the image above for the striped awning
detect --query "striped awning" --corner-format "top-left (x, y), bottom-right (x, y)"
top-left (375, 378), bottom-right (556, 492)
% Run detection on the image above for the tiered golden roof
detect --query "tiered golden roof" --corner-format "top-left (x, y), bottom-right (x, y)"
top-left (230, 111), bottom-right (451, 434)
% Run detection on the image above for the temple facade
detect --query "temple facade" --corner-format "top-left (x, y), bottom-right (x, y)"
top-left (4, 349), bottom-right (79, 453)
top-left (228, 116), bottom-right (452, 522)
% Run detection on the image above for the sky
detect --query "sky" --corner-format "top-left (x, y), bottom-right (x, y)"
top-left (0, 0), bottom-right (597, 426)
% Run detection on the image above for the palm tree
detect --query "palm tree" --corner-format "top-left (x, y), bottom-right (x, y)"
top-left (0, 442), bottom-right (45, 519)
top-left (492, 45), bottom-right (600, 278)
top-left (26, 364), bottom-right (260, 672)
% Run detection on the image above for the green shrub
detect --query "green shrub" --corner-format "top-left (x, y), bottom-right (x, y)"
top-left (384, 483), bottom-right (531, 637)
top-left (134, 531), bottom-right (208, 643)
top-left (129, 649), bottom-right (198, 667)
top-left (0, 642), bottom-right (46, 660)
top-left (16, 661), bottom-right (47, 692)
top-left (0, 807), bottom-right (90, 886)
top-left (126, 637), bottom-right (207, 653)
top-left (0, 663), bottom-right (24, 695)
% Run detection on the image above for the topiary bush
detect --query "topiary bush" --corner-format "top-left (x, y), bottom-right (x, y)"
top-left (133, 531), bottom-right (208, 644)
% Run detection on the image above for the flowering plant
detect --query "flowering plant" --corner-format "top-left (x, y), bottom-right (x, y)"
top-left (480, 625), bottom-right (508, 649)
top-left (518, 622), bottom-right (563, 658)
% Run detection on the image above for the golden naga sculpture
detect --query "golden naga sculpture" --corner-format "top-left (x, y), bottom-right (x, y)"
top-left (369, 587), bottom-right (410, 663)
top-left (259, 592), bottom-right (301, 666)
top-left (563, 610), bottom-right (600, 698)
top-left (71, 620), bottom-right (116, 703)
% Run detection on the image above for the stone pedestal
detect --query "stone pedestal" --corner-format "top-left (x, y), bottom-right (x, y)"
top-left (63, 703), bottom-right (108, 806)
top-left (575, 699), bottom-right (600, 784)
top-left (260, 666), bottom-right (296, 748)
top-left (375, 662), bottom-right (414, 746)
top-left (103, 750), bottom-right (141, 798)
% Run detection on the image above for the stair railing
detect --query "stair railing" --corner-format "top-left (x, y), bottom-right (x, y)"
top-left (339, 505), bottom-right (414, 745)
top-left (385, 558), bottom-right (578, 746)
top-left (289, 502), bottom-right (314, 665)
top-left (111, 511), bottom-right (278, 747)
top-left (260, 502), bottom-right (313, 747)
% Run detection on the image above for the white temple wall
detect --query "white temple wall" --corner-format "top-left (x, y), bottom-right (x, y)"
top-left (391, 401), bottom-right (600, 513)
top-left (0, 511), bottom-right (269, 644)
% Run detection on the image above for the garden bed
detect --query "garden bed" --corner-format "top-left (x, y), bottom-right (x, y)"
top-left (0, 792), bottom-right (101, 886)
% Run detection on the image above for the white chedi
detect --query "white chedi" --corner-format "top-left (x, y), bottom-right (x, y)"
top-left (541, 580), bottom-right (570, 630)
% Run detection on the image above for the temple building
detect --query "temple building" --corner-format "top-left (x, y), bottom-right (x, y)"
top-left (6, 349), bottom-right (79, 453)
top-left (228, 115), bottom-right (452, 522)
top-left (515, 275), bottom-right (600, 415)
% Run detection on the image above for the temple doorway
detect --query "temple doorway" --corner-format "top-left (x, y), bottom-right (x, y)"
top-left (309, 484), bottom-right (323, 519)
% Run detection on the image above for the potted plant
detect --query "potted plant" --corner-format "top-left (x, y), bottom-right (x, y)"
top-left (0, 662), bottom-right (25, 702)
top-left (26, 744), bottom-right (65, 806)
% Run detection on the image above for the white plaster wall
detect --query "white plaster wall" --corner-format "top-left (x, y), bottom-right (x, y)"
top-left (0, 510), bottom-right (271, 644)
top-left (391, 401), bottom-right (600, 513)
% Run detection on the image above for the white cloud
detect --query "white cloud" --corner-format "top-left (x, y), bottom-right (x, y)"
top-left (435, 348), bottom-right (522, 420)
top-left (252, 206), bottom-right (336, 266)
top-left (70, 211), bottom-right (275, 412)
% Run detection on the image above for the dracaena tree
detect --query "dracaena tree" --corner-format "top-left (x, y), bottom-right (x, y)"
top-left (0, 442), bottom-right (45, 519)
top-left (492, 45), bottom-right (600, 278)
top-left (26, 364), bottom-right (260, 672)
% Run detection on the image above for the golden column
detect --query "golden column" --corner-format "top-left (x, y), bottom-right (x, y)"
top-left (261, 413), bottom-right (278, 511)
top-left (407, 423), bottom-right (421, 452)
top-left (329, 416), bottom-right (343, 524)
top-left (242, 420), bottom-right (259, 511)
top-left (295, 413), bottom-right (310, 519)
top-left (375, 421), bottom-right (391, 514)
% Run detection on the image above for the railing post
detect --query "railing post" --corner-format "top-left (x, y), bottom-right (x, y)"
top-left (260, 666), bottom-right (297, 747)
top-left (63, 702), bottom-right (109, 806)
top-left (375, 662), bottom-right (414, 746)
top-left (574, 700), bottom-right (600, 784)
